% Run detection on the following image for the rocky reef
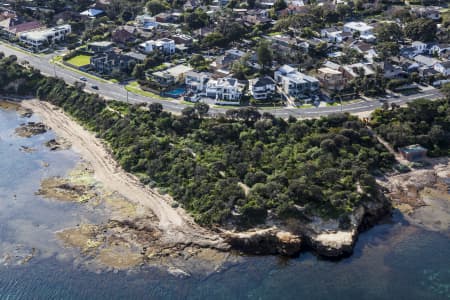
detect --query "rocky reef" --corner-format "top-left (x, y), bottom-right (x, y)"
top-left (38, 162), bottom-right (237, 275)
top-left (15, 122), bottom-right (48, 137)
top-left (44, 138), bottom-right (71, 151)
top-left (381, 157), bottom-right (450, 232)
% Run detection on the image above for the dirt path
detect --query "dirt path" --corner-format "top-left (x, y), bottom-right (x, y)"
top-left (22, 100), bottom-right (227, 249)
top-left (367, 126), bottom-right (409, 165)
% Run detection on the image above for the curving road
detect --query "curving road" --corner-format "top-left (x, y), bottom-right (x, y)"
top-left (1, 43), bottom-right (443, 118)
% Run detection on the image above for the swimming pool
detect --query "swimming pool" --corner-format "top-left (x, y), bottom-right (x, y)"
top-left (165, 88), bottom-right (185, 98)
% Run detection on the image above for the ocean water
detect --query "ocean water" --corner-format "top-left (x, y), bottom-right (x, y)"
top-left (0, 105), bottom-right (449, 300)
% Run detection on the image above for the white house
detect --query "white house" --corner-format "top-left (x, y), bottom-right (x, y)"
top-left (135, 14), bottom-right (159, 30)
top-left (185, 71), bottom-right (210, 93)
top-left (412, 41), bottom-right (428, 55)
top-left (80, 8), bottom-right (104, 18)
top-left (343, 22), bottom-right (375, 42)
top-left (274, 65), bottom-right (319, 99)
top-left (205, 77), bottom-right (245, 104)
top-left (434, 61), bottom-right (450, 76)
top-left (249, 76), bottom-right (276, 100)
top-left (19, 24), bottom-right (71, 49)
top-left (321, 27), bottom-right (343, 43)
top-left (138, 38), bottom-right (175, 54)
top-left (429, 44), bottom-right (450, 57)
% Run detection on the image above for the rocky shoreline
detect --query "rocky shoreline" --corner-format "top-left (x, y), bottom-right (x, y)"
top-left (224, 187), bottom-right (391, 258)
top-left (379, 157), bottom-right (450, 233)
top-left (5, 99), bottom-right (449, 274)
top-left (225, 158), bottom-right (450, 258)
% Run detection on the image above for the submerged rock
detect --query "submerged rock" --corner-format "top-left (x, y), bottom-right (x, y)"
top-left (44, 138), bottom-right (71, 151)
top-left (37, 177), bottom-right (96, 203)
top-left (15, 122), bottom-right (48, 137)
top-left (167, 267), bottom-right (191, 278)
top-left (19, 145), bottom-right (36, 153)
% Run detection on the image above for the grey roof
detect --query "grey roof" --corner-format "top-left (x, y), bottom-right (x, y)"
top-left (123, 52), bottom-right (146, 61)
top-left (252, 76), bottom-right (274, 87)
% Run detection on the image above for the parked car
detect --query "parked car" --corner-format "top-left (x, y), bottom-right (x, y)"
top-left (79, 77), bottom-right (87, 81)
top-left (91, 85), bottom-right (99, 90)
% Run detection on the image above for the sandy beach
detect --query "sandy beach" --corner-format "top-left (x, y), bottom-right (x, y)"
top-left (21, 99), bottom-right (227, 249)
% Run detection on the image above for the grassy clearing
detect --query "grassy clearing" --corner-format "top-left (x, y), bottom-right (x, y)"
top-left (66, 55), bottom-right (91, 67)
top-left (51, 56), bottom-right (110, 83)
top-left (125, 81), bottom-right (172, 101)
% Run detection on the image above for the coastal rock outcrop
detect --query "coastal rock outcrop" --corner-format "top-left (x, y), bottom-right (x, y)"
top-left (44, 138), bottom-right (71, 151)
top-left (15, 122), bottom-right (48, 137)
top-left (224, 227), bottom-right (302, 256)
top-left (225, 188), bottom-right (391, 258)
top-left (382, 158), bottom-right (450, 232)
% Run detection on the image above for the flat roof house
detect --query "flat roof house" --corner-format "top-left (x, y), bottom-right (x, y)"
top-left (87, 41), bottom-right (114, 53)
top-left (185, 71), bottom-right (210, 93)
top-left (138, 38), bottom-right (175, 54)
top-left (19, 24), bottom-right (71, 50)
top-left (150, 64), bottom-right (193, 86)
top-left (317, 67), bottom-right (345, 92)
top-left (274, 65), bottom-right (319, 100)
top-left (343, 22), bottom-right (375, 42)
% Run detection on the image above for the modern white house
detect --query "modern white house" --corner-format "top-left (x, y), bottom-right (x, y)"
top-left (19, 24), bottom-right (71, 50)
top-left (185, 71), bottom-right (210, 93)
top-left (249, 76), bottom-right (276, 100)
top-left (184, 72), bottom-right (244, 104)
top-left (274, 65), bottom-right (319, 100)
top-left (138, 38), bottom-right (175, 54)
top-left (412, 41), bottom-right (428, 55)
top-left (343, 22), bottom-right (375, 42)
top-left (320, 27), bottom-right (344, 43)
top-left (205, 77), bottom-right (245, 105)
top-left (135, 14), bottom-right (159, 30)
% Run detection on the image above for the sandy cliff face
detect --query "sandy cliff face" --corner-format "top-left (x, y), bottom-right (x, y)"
top-left (224, 188), bottom-right (391, 258)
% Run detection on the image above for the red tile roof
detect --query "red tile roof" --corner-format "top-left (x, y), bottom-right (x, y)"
top-left (8, 21), bottom-right (42, 34)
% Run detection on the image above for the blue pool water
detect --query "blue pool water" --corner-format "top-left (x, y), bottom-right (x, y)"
top-left (165, 88), bottom-right (185, 97)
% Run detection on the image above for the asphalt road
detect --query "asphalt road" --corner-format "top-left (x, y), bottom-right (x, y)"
top-left (0, 43), bottom-right (443, 118)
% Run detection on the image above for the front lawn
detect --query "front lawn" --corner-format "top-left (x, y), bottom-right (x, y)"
top-left (66, 55), bottom-right (91, 67)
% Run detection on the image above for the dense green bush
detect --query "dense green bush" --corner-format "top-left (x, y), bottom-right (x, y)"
top-left (370, 99), bottom-right (450, 157)
top-left (1, 56), bottom-right (396, 227)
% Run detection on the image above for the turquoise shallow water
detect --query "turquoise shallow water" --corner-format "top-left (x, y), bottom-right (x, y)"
top-left (0, 105), bottom-right (449, 300)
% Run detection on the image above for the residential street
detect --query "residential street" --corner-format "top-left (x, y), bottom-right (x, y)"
top-left (0, 43), bottom-right (443, 118)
